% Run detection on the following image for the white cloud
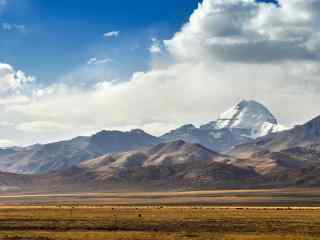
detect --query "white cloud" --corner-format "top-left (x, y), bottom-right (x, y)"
top-left (9, 60), bottom-right (317, 139)
top-left (0, 121), bottom-right (13, 127)
top-left (0, 95), bottom-right (30, 105)
top-left (165, 0), bottom-right (320, 63)
top-left (0, 139), bottom-right (15, 148)
top-left (103, 31), bottom-right (120, 38)
top-left (16, 121), bottom-right (72, 134)
top-left (87, 58), bottom-right (97, 65)
top-left (0, 63), bottom-right (35, 95)
top-left (87, 57), bottom-right (112, 65)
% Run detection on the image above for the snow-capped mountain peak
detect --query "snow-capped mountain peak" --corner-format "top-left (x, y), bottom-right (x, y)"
top-left (216, 100), bottom-right (277, 129)
top-left (215, 100), bottom-right (283, 138)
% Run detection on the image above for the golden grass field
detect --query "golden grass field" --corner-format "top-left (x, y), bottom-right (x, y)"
top-left (1, 189), bottom-right (320, 240)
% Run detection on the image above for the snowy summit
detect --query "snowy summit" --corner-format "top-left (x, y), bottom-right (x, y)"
top-left (216, 100), bottom-right (287, 138)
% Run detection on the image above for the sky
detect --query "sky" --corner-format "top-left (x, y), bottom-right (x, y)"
top-left (0, 0), bottom-right (200, 83)
top-left (0, 0), bottom-right (320, 146)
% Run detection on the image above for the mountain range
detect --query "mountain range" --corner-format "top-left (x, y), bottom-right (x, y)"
top-left (0, 141), bottom-right (266, 192)
top-left (0, 100), bottom-right (285, 175)
top-left (0, 129), bottom-right (160, 174)
top-left (1, 100), bottom-right (320, 192)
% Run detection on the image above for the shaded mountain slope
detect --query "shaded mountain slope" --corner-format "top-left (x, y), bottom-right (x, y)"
top-left (231, 115), bottom-right (320, 158)
top-left (82, 140), bottom-right (227, 171)
top-left (78, 141), bottom-right (265, 190)
top-left (0, 129), bottom-right (160, 174)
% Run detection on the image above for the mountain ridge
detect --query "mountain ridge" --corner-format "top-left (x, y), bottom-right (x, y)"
top-left (0, 129), bottom-right (160, 174)
top-left (0, 100), bottom-right (289, 175)
top-left (0, 141), bottom-right (267, 192)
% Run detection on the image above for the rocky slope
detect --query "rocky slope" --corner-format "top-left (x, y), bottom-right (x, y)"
top-left (82, 140), bottom-right (228, 171)
top-left (0, 129), bottom-right (160, 174)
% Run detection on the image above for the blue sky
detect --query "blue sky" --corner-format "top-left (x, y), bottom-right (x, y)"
top-left (0, 0), bottom-right (200, 84)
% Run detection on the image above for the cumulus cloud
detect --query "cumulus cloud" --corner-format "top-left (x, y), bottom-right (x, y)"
top-left (0, 63), bottom-right (35, 95)
top-left (165, 0), bottom-right (320, 63)
top-left (103, 31), bottom-right (120, 38)
top-left (2, 0), bottom-right (320, 145)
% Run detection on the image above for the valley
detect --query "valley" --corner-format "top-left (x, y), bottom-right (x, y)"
top-left (1, 190), bottom-right (320, 240)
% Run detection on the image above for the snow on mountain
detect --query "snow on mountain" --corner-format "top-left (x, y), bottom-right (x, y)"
top-left (216, 100), bottom-right (277, 129)
top-left (252, 122), bottom-right (289, 139)
top-left (215, 100), bottom-right (285, 138)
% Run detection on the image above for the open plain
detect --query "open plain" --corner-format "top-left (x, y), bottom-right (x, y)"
top-left (1, 189), bottom-right (320, 240)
